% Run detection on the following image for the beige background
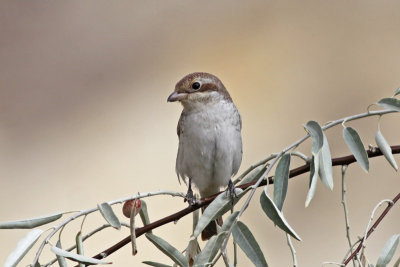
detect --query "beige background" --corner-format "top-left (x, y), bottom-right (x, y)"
top-left (1, 1), bottom-right (400, 266)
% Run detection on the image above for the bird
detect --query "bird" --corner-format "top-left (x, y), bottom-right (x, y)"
top-left (167, 72), bottom-right (243, 240)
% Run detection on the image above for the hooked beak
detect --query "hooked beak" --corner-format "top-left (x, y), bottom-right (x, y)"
top-left (167, 91), bottom-right (188, 102)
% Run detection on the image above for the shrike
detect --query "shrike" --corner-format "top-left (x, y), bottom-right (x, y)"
top-left (168, 72), bottom-right (242, 240)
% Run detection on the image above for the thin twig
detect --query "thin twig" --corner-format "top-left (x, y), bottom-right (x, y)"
top-left (287, 234), bottom-right (298, 267)
top-left (222, 109), bottom-right (397, 252)
top-left (359, 199), bottom-right (394, 260)
top-left (291, 151), bottom-right (311, 163)
top-left (31, 190), bottom-right (185, 265)
top-left (321, 262), bottom-right (345, 266)
top-left (210, 251), bottom-right (223, 266)
top-left (44, 223), bottom-right (130, 266)
top-left (90, 145), bottom-right (400, 261)
top-left (340, 165), bottom-right (355, 267)
top-left (233, 239), bottom-right (238, 267)
top-left (221, 251), bottom-right (232, 267)
top-left (343, 192), bottom-right (400, 266)
top-left (233, 154), bottom-right (278, 184)
top-left (340, 238), bottom-right (361, 263)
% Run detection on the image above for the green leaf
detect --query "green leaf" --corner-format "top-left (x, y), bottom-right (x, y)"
top-left (192, 208), bottom-right (200, 234)
top-left (185, 238), bottom-right (199, 266)
top-left (97, 202), bottom-right (121, 230)
top-left (343, 127), bottom-right (369, 172)
top-left (221, 211), bottom-right (240, 233)
top-left (305, 155), bottom-right (319, 207)
top-left (192, 188), bottom-right (245, 239)
top-left (376, 234), bottom-right (399, 267)
top-left (239, 165), bottom-right (266, 185)
top-left (139, 200), bottom-right (152, 233)
top-left (55, 240), bottom-right (68, 267)
top-left (76, 231), bottom-right (85, 267)
top-left (232, 221), bottom-right (268, 267)
top-left (375, 130), bottom-right (398, 171)
top-left (273, 153), bottom-right (291, 211)
top-left (145, 233), bottom-right (188, 267)
top-left (0, 212), bottom-right (62, 229)
top-left (130, 200), bottom-right (138, 255)
top-left (194, 232), bottom-right (228, 265)
top-left (377, 98), bottom-right (400, 112)
top-left (51, 246), bottom-right (111, 265)
top-left (304, 120), bottom-right (324, 154)
top-left (318, 134), bottom-right (334, 190)
top-left (143, 261), bottom-right (172, 267)
top-left (260, 187), bottom-right (301, 241)
top-left (4, 229), bottom-right (43, 267)
top-left (394, 87), bottom-right (400, 97)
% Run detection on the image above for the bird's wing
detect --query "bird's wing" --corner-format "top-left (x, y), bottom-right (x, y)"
top-left (177, 111), bottom-right (185, 137)
top-left (176, 111), bottom-right (186, 185)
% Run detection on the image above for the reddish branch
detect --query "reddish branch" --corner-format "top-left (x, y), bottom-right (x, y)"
top-left (91, 145), bottom-right (400, 261)
top-left (343, 191), bottom-right (400, 266)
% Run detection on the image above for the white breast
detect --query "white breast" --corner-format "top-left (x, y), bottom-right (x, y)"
top-left (176, 99), bottom-right (242, 197)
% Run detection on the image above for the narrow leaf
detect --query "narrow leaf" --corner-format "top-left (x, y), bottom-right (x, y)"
top-left (239, 165), bottom-right (266, 185)
top-left (273, 153), bottom-right (291, 211)
top-left (304, 120), bottom-right (324, 154)
top-left (232, 221), bottom-right (268, 267)
top-left (97, 203), bottom-right (121, 230)
top-left (192, 208), bottom-right (200, 234)
top-left (139, 200), bottom-right (152, 233)
top-left (305, 154), bottom-right (319, 207)
top-left (318, 134), bottom-right (334, 190)
top-left (194, 232), bottom-right (228, 265)
top-left (343, 127), bottom-right (369, 172)
top-left (143, 261), bottom-right (172, 267)
top-left (376, 234), bottom-right (399, 267)
top-left (185, 239), bottom-right (199, 266)
top-left (221, 211), bottom-right (240, 233)
top-left (76, 231), bottom-right (84, 267)
top-left (377, 98), bottom-right (400, 112)
top-left (0, 213), bottom-right (62, 229)
top-left (51, 246), bottom-right (111, 265)
top-left (260, 187), bottom-right (301, 241)
top-left (375, 130), bottom-right (398, 171)
top-left (4, 229), bottom-right (43, 267)
top-left (130, 201), bottom-right (138, 255)
top-left (145, 233), bottom-right (188, 267)
top-left (55, 240), bottom-right (68, 267)
top-left (192, 188), bottom-right (245, 239)
top-left (394, 87), bottom-right (400, 97)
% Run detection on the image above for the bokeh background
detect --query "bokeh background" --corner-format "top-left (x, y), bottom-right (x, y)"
top-left (1, 1), bottom-right (400, 266)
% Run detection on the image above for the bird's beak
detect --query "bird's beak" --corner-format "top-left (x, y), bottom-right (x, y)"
top-left (167, 91), bottom-right (187, 102)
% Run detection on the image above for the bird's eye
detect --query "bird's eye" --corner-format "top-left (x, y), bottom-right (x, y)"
top-left (191, 82), bottom-right (201, 90)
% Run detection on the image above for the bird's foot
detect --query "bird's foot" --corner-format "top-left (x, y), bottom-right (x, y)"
top-left (226, 180), bottom-right (237, 205)
top-left (184, 187), bottom-right (195, 205)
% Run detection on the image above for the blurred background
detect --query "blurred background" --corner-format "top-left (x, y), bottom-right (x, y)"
top-left (1, 0), bottom-right (399, 266)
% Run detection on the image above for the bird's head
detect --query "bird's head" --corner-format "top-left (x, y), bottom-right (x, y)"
top-left (167, 72), bottom-right (231, 107)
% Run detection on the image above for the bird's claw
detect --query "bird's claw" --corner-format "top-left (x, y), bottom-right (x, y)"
top-left (226, 180), bottom-right (237, 205)
top-left (184, 188), bottom-right (195, 205)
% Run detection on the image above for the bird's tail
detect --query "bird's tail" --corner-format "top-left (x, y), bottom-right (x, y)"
top-left (201, 206), bottom-right (223, 241)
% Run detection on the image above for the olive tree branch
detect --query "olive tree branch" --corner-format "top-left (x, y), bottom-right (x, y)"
top-left (32, 190), bottom-right (185, 266)
top-left (90, 144), bottom-right (400, 261)
top-left (340, 165), bottom-right (356, 267)
top-left (343, 191), bottom-right (400, 266)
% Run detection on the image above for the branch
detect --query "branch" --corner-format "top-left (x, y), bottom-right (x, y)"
top-left (343, 191), bottom-right (400, 266)
top-left (91, 145), bottom-right (400, 261)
